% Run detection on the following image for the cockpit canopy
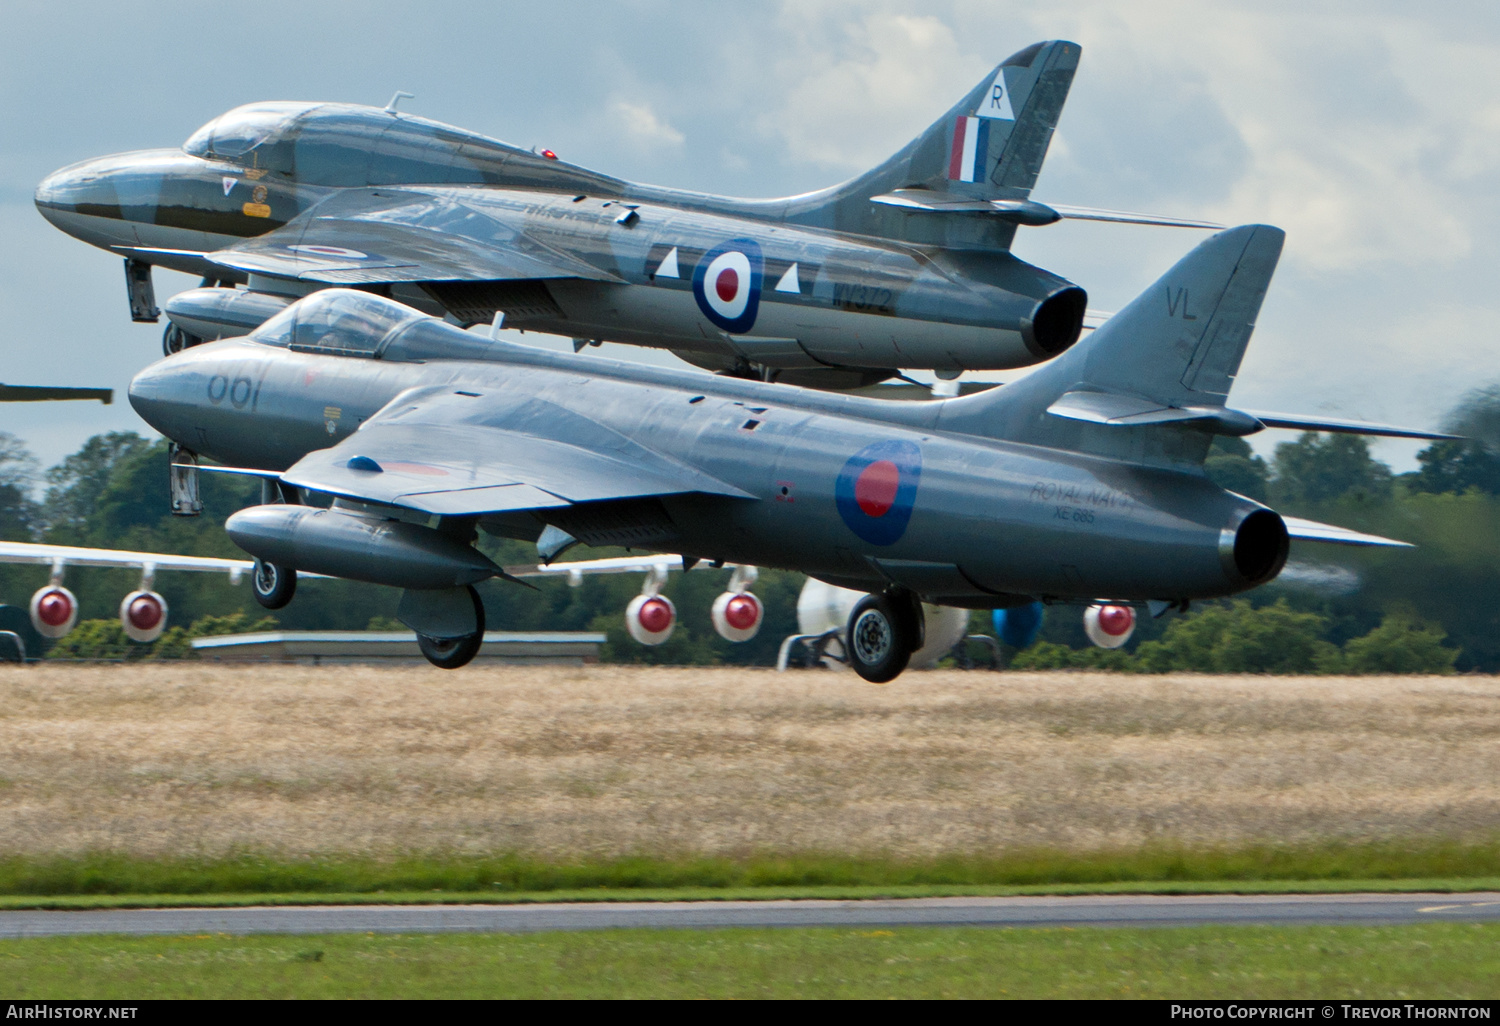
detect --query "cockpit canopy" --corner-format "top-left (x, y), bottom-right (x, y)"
top-left (182, 102), bottom-right (317, 165)
top-left (182, 101), bottom-right (535, 187)
top-left (251, 289), bottom-right (425, 356)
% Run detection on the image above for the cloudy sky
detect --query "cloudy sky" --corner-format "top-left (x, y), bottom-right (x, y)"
top-left (3, 0), bottom-right (1497, 473)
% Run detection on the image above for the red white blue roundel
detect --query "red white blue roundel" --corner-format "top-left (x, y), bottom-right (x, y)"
top-left (835, 440), bottom-right (922, 546)
top-left (693, 239), bottom-right (763, 334)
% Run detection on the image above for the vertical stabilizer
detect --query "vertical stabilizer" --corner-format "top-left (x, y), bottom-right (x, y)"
top-left (937, 224), bottom-right (1286, 466)
top-left (781, 40), bottom-right (1080, 247)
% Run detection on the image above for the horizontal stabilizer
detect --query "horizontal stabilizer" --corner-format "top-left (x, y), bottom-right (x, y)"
top-left (1048, 204), bottom-right (1223, 229)
top-left (1046, 390), bottom-right (1261, 435)
top-left (1046, 390), bottom-right (1452, 441)
top-left (1282, 516), bottom-right (1412, 548)
top-left (1242, 411), bottom-right (1457, 441)
top-left (869, 192), bottom-right (1222, 229)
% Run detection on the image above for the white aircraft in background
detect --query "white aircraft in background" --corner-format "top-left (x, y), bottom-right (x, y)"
top-left (509, 553), bottom-right (1143, 670)
top-left (0, 541), bottom-right (251, 649)
top-left (0, 542), bottom-right (1143, 664)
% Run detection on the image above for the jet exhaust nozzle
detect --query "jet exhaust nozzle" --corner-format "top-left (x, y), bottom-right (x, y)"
top-left (1221, 509), bottom-right (1290, 587)
top-left (1024, 286), bottom-right (1087, 357)
top-left (225, 505), bottom-right (501, 590)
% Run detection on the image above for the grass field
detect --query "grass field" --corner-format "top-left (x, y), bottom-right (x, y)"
top-left (2, 846), bottom-right (1500, 904)
top-left (3, 923), bottom-right (1498, 998)
top-left (2, 663), bottom-right (1497, 868)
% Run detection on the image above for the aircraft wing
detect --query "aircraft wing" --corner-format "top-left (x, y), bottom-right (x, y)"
top-left (277, 388), bottom-right (753, 516)
top-left (507, 554), bottom-right (686, 578)
top-left (204, 188), bottom-right (623, 286)
top-left (0, 384), bottom-right (112, 404)
top-left (1281, 517), bottom-right (1411, 548)
top-left (0, 541), bottom-right (251, 577)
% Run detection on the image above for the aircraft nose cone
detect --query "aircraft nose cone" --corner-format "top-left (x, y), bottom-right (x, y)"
top-left (34, 149), bottom-right (179, 247)
top-left (34, 156), bottom-right (113, 218)
top-left (127, 356), bottom-right (194, 438)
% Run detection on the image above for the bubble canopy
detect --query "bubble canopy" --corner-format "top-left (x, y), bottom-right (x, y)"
top-left (180, 101), bottom-right (542, 187)
top-left (250, 290), bottom-right (425, 355)
top-left (183, 102), bottom-right (320, 166)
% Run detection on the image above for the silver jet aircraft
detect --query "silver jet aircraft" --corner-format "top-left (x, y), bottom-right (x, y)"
top-left (127, 224), bottom-right (1444, 680)
top-left (40, 41), bottom-right (1215, 389)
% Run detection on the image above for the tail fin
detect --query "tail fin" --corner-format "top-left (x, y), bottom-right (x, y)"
top-left (783, 40), bottom-right (1080, 246)
top-left (937, 224), bottom-right (1286, 466)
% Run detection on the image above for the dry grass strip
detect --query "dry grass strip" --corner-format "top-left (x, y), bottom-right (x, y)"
top-left (0, 665), bottom-right (1497, 859)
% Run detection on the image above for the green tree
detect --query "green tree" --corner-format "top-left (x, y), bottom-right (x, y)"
top-left (1272, 432), bottom-right (1392, 508)
top-left (1406, 387), bottom-right (1500, 496)
top-left (1442, 383), bottom-right (1500, 450)
top-left (1407, 439), bottom-right (1500, 496)
top-left (41, 431), bottom-right (155, 539)
top-left (1131, 600), bottom-right (1340, 674)
top-left (0, 432), bottom-right (41, 542)
top-left (1341, 615), bottom-right (1458, 674)
top-left (1204, 435), bottom-right (1270, 502)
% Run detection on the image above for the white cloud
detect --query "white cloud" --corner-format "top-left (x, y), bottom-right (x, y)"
top-left (1019, 2), bottom-right (1499, 271)
top-left (759, 9), bottom-right (990, 171)
top-left (606, 98), bottom-right (686, 152)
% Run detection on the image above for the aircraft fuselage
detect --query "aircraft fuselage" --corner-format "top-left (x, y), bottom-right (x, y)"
top-left (129, 317), bottom-right (1269, 608)
top-left (38, 99), bottom-right (1086, 382)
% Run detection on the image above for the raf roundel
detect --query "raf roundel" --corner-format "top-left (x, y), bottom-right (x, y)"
top-left (692, 239), bottom-right (763, 334)
top-left (835, 440), bottom-right (923, 546)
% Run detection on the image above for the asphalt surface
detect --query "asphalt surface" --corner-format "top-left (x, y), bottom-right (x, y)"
top-left (2, 893), bottom-right (1499, 938)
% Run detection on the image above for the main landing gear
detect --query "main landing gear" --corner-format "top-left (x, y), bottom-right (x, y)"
top-left (845, 590), bottom-right (924, 684)
top-left (415, 585), bottom-right (486, 669)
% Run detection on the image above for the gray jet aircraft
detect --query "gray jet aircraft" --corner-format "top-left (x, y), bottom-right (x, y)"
top-left (40, 41), bottom-right (1217, 389)
top-left (127, 223), bottom-right (1449, 680)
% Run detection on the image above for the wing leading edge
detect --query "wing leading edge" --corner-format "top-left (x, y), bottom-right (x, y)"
top-left (205, 188), bottom-right (624, 286)
top-left (275, 389), bottom-right (752, 517)
top-left (0, 541), bottom-right (251, 576)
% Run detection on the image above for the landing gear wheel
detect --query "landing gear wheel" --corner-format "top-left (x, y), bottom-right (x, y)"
top-left (416, 585), bottom-right (485, 669)
top-left (846, 592), bottom-right (917, 683)
top-left (162, 323), bottom-right (202, 356)
top-left (251, 559), bottom-right (297, 610)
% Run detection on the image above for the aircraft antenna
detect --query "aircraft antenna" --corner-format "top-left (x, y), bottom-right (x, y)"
top-left (385, 91), bottom-right (415, 114)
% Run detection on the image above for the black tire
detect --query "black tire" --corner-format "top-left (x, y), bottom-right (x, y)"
top-left (162, 323), bottom-right (201, 356)
top-left (846, 592), bottom-right (916, 684)
top-left (251, 559), bottom-right (297, 610)
top-left (416, 585), bottom-right (485, 669)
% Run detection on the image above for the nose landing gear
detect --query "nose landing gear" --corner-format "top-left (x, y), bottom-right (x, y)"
top-left (251, 558), bottom-right (297, 609)
top-left (162, 323), bottom-right (204, 356)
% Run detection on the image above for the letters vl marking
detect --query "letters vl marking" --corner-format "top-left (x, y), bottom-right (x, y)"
top-left (1165, 286), bottom-right (1198, 321)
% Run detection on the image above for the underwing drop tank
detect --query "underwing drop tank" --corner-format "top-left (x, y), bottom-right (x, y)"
top-left (163, 287), bottom-right (293, 344)
top-left (225, 505), bottom-right (500, 590)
